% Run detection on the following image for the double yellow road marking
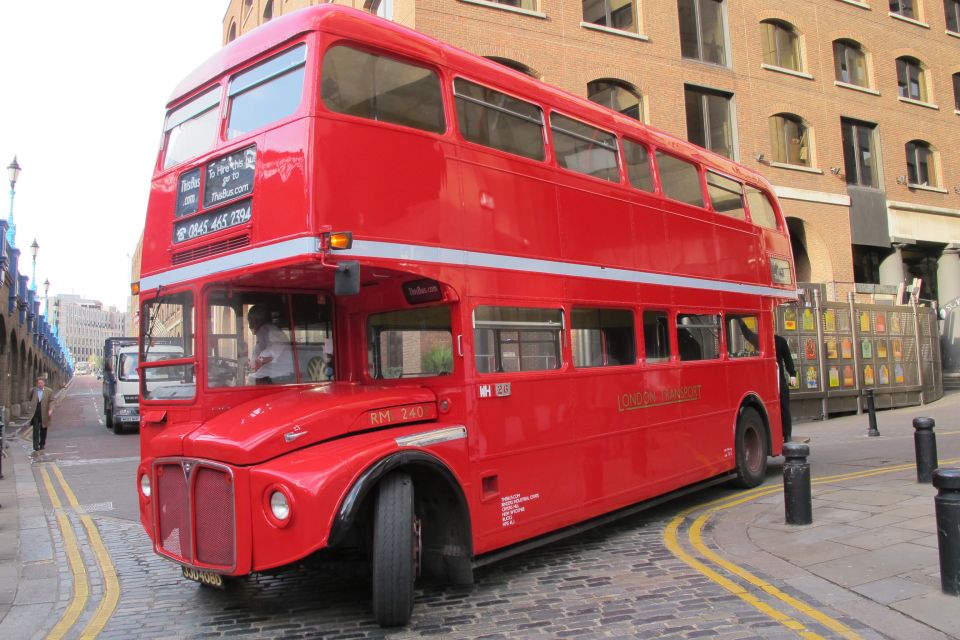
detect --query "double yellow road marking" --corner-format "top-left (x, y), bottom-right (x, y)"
top-left (39, 464), bottom-right (120, 639)
top-left (665, 458), bottom-right (960, 639)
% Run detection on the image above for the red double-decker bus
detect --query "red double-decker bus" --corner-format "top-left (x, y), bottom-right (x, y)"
top-left (135, 5), bottom-right (796, 626)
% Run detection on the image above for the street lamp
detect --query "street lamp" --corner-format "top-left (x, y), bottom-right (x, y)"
top-left (44, 278), bottom-right (50, 318)
top-left (29, 238), bottom-right (39, 290)
top-left (7, 156), bottom-right (20, 245)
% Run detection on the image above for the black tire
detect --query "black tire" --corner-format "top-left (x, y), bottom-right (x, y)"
top-left (105, 407), bottom-right (113, 429)
top-left (112, 416), bottom-right (124, 435)
top-left (731, 407), bottom-right (768, 488)
top-left (372, 472), bottom-right (417, 627)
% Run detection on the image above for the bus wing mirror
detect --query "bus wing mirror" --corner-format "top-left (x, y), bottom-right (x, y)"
top-left (335, 260), bottom-right (360, 296)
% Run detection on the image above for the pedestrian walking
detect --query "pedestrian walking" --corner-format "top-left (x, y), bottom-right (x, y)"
top-left (28, 377), bottom-right (53, 452)
top-left (775, 334), bottom-right (797, 443)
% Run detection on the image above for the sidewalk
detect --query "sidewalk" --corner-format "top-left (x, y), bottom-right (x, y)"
top-left (711, 397), bottom-right (960, 639)
top-left (0, 420), bottom-right (57, 640)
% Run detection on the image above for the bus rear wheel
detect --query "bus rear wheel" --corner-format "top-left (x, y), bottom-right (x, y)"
top-left (372, 471), bottom-right (419, 627)
top-left (731, 407), bottom-right (768, 488)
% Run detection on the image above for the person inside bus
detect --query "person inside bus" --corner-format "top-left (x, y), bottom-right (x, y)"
top-left (246, 304), bottom-right (295, 385)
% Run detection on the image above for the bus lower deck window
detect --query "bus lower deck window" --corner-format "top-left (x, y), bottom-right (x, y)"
top-left (572, 308), bottom-right (635, 367)
top-left (474, 306), bottom-right (562, 373)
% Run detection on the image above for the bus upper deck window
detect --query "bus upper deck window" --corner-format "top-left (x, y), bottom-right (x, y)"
top-left (706, 171), bottom-right (746, 221)
top-left (746, 187), bottom-right (779, 230)
top-left (321, 45), bottom-right (445, 134)
top-left (550, 113), bottom-right (619, 182)
top-left (623, 139), bottom-right (654, 192)
top-left (228, 44), bottom-right (307, 139)
top-left (163, 86), bottom-right (221, 170)
top-left (454, 78), bottom-right (545, 161)
top-left (655, 151), bottom-right (704, 208)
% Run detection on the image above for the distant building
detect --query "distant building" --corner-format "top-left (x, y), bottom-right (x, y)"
top-left (53, 294), bottom-right (129, 364)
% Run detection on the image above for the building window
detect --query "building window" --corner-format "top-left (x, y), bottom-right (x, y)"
top-left (833, 39), bottom-right (868, 87)
top-left (948, 0), bottom-right (960, 31)
top-left (906, 140), bottom-right (937, 186)
top-left (761, 20), bottom-right (801, 71)
top-left (227, 22), bottom-right (237, 43)
top-left (263, 0), bottom-right (274, 22)
top-left (485, 57), bottom-right (540, 79)
top-left (954, 73), bottom-right (960, 110)
top-left (488, 0), bottom-right (537, 9)
top-left (678, 0), bottom-right (727, 65)
top-left (841, 118), bottom-right (879, 187)
top-left (896, 57), bottom-right (927, 101)
top-left (366, 0), bottom-right (395, 19)
top-left (582, 0), bottom-right (638, 32)
top-left (587, 79), bottom-right (642, 120)
top-left (890, 0), bottom-right (917, 19)
top-left (769, 113), bottom-right (810, 166)
top-left (684, 85), bottom-right (734, 158)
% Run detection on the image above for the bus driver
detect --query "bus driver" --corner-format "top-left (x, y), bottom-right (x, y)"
top-left (246, 304), bottom-right (295, 385)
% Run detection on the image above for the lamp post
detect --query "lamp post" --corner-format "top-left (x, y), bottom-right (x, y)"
top-left (7, 156), bottom-right (20, 245)
top-left (44, 278), bottom-right (50, 319)
top-left (29, 238), bottom-right (39, 290)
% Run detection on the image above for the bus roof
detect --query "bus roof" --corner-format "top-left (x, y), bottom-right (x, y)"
top-left (169, 4), bottom-right (773, 192)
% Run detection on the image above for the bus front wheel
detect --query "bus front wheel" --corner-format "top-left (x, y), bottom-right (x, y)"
top-left (372, 471), bottom-right (419, 627)
top-left (732, 407), bottom-right (768, 488)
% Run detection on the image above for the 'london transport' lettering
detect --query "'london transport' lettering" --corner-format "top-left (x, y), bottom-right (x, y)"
top-left (616, 385), bottom-right (703, 412)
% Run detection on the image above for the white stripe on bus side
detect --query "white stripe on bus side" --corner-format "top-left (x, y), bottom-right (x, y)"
top-left (140, 236), bottom-right (798, 300)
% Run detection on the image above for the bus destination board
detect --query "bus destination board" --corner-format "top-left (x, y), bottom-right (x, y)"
top-left (174, 199), bottom-right (252, 244)
top-left (203, 145), bottom-right (256, 208)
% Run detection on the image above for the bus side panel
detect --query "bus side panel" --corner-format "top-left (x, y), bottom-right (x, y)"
top-left (631, 199), bottom-right (670, 271)
top-left (713, 220), bottom-right (764, 286)
top-left (556, 176), bottom-right (635, 268)
top-left (313, 118), bottom-right (462, 248)
top-left (466, 372), bottom-right (578, 554)
top-left (662, 208), bottom-right (718, 281)
top-left (457, 148), bottom-right (561, 261)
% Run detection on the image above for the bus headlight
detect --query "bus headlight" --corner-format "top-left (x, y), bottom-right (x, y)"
top-left (270, 491), bottom-right (290, 521)
top-left (140, 474), bottom-right (151, 497)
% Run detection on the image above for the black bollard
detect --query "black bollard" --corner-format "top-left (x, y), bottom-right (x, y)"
top-left (913, 417), bottom-right (938, 483)
top-left (932, 469), bottom-right (960, 596)
top-left (783, 442), bottom-right (812, 525)
top-left (865, 388), bottom-right (880, 437)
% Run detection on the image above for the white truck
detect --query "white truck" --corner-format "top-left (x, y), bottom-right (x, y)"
top-left (103, 339), bottom-right (181, 434)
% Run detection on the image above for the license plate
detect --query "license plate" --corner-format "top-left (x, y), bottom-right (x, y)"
top-left (121, 416), bottom-right (140, 422)
top-left (181, 566), bottom-right (226, 588)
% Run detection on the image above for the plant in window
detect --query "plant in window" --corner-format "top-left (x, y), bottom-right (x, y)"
top-left (421, 345), bottom-right (454, 375)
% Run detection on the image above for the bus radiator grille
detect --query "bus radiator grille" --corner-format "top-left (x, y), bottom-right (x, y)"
top-left (157, 462), bottom-right (191, 561)
top-left (194, 466), bottom-right (236, 567)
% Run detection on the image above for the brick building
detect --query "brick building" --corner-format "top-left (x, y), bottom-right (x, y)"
top-left (221, 0), bottom-right (960, 365)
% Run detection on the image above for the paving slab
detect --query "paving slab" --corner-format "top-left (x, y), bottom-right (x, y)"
top-left (851, 577), bottom-right (933, 604)
top-left (804, 542), bottom-right (938, 587)
top-left (891, 592), bottom-right (960, 636)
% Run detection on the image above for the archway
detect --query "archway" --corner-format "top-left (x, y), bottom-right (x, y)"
top-left (786, 216), bottom-right (834, 285)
